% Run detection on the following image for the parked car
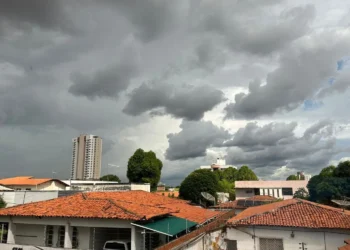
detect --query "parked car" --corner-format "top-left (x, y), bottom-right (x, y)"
top-left (103, 240), bottom-right (131, 250)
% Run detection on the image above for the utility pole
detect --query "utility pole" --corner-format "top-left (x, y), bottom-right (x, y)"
top-left (299, 242), bottom-right (307, 250)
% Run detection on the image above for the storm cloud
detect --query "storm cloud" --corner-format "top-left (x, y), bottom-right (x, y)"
top-left (0, 0), bottom-right (350, 185)
top-left (165, 120), bottom-right (230, 161)
top-left (123, 83), bottom-right (225, 120)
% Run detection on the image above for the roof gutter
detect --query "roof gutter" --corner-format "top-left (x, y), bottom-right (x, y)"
top-left (171, 233), bottom-right (206, 250)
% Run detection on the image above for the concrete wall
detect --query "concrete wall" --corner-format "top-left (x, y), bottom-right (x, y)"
top-left (130, 183), bottom-right (151, 192)
top-left (0, 191), bottom-right (59, 207)
top-left (226, 226), bottom-right (350, 250)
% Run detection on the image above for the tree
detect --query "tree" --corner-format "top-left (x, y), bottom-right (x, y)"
top-left (222, 167), bottom-right (238, 182)
top-left (286, 175), bottom-right (298, 180)
top-left (307, 161), bottom-right (350, 205)
top-left (100, 174), bottom-right (121, 182)
top-left (127, 149), bottom-right (163, 190)
top-left (0, 196), bottom-right (6, 208)
top-left (319, 165), bottom-right (336, 177)
top-left (293, 187), bottom-right (309, 200)
top-left (333, 161), bottom-right (350, 177)
top-left (236, 166), bottom-right (258, 181)
top-left (179, 169), bottom-right (219, 204)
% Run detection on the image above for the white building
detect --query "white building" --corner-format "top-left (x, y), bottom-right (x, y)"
top-left (200, 158), bottom-right (236, 171)
top-left (71, 134), bottom-right (102, 180)
top-left (62, 180), bottom-right (151, 192)
top-left (235, 180), bottom-right (308, 200)
top-left (0, 191), bottom-right (219, 250)
top-left (0, 176), bottom-right (68, 191)
top-left (226, 199), bottom-right (350, 250)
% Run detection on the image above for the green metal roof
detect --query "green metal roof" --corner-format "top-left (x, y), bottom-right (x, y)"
top-left (131, 216), bottom-right (197, 237)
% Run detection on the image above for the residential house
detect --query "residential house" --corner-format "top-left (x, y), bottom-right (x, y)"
top-left (0, 190), bottom-right (220, 250)
top-left (226, 199), bottom-right (350, 250)
top-left (212, 195), bottom-right (278, 214)
top-left (0, 176), bottom-right (68, 191)
top-left (235, 180), bottom-right (308, 200)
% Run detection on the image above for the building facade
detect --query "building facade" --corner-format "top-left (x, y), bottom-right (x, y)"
top-left (200, 158), bottom-right (237, 171)
top-left (235, 180), bottom-right (308, 200)
top-left (71, 134), bottom-right (102, 180)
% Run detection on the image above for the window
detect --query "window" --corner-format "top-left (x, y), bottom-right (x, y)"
top-left (72, 227), bottom-right (79, 248)
top-left (259, 238), bottom-right (284, 250)
top-left (57, 226), bottom-right (65, 248)
top-left (245, 189), bottom-right (253, 194)
top-left (45, 225), bottom-right (54, 247)
top-left (254, 188), bottom-right (260, 195)
top-left (25, 188), bottom-right (31, 191)
top-left (282, 188), bottom-right (293, 196)
top-left (226, 240), bottom-right (237, 250)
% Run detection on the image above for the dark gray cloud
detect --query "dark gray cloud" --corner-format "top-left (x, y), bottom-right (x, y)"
top-left (226, 120), bottom-right (341, 174)
top-left (0, 0), bottom-right (75, 35)
top-left (165, 120), bottom-right (230, 161)
top-left (123, 82), bottom-right (225, 120)
top-left (194, 2), bottom-right (314, 55)
top-left (101, 0), bottom-right (184, 43)
top-left (69, 62), bottom-right (138, 99)
top-left (225, 32), bottom-right (350, 119)
top-left (225, 122), bottom-right (297, 148)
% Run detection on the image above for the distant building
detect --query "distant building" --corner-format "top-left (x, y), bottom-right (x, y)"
top-left (235, 180), bottom-right (309, 200)
top-left (297, 171), bottom-right (312, 181)
top-left (157, 182), bottom-right (166, 191)
top-left (0, 176), bottom-right (68, 191)
top-left (61, 180), bottom-right (151, 192)
top-left (71, 134), bottom-right (102, 180)
top-left (200, 158), bottom-right (236, 171)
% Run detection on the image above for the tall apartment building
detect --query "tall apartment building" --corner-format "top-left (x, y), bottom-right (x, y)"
top-left (71, 134), bottom-right (102, 180)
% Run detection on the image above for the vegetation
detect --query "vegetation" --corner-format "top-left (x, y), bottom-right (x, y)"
top-left (0, 196), bottom-right (6, 208)
top-left (236, 166), bottom-right (259, 181)
top-left (286, 175), bottom-right (298, 180)
top-left (100, 174), bottom-right (121, 182)
top-left (127, 148), bottom-right (163, 190)
top-left (307, 161), bottom-right (350, 205)
top-left (180, 165), bottom-right (258, 204)
top-left (179, 169), bottom-right (219, 205)
top-left (293, 187), bottom-right (309, 200)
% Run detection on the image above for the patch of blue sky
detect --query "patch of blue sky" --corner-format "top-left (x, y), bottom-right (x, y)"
top-left (303, 99), bottom-right (323, 111)
top-left (337, 57), bottom-right (350, 71)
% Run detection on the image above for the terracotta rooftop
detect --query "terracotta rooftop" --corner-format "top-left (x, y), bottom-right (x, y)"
top-left (155, 191), bottom-right (179, 198)
top-left (0, 191), bottom-right (219, 223)
top-left (227, 199), bottom-right (350, 229)
top-left (212, 195), bottom-right (278, 209)
top-left (0, 176), bottom-right (68, 186)
top-left (339, 239), bottom-right (350, 250)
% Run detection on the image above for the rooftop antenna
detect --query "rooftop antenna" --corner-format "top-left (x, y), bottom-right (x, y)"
top-left (201, 192), bottom-right (216, 207)
top-left (332, 196), bottom-right (350, 212)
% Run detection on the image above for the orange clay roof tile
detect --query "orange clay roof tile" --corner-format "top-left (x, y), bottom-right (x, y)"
top-left (0, 191), bottom-right (219, 223)
top-left (0, 176), bottom-right (68, 186)
top-left (227, 199), bottom-right (350, 229)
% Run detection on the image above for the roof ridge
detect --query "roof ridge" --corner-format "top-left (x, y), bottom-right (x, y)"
top-left (296, 198), bottom-right (349, 214)
top-left (85, 196), bottom-right (143, 219)
top-left (230, 199), bottom-right (301, 224)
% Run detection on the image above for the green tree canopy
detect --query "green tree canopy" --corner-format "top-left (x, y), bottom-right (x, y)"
top-left (236, 166), bottom-right (258, 181)
top-left (0, 196), bottom-right (6, 208)
top-left (222, 167), bottom-right (238, 182)
top-left (100, 174), bottom-right (121, 182)
top-left (286, 175), bottom-right (298, 180)
top-left (127, 148), bottom-right (163, 189)
top-left (307, 161), bottom-right (350, 205)
top-left (334, 161), bottom-right (350, 177)
top-left (319, 165), bottom-right (336, 177)
top-left (293, 187), bottom-right (309, 200)
top-left (179, 169), bottom-right (219, 204)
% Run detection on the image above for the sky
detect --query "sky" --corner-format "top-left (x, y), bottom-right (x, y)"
top-left (0, 0), bottom-right (350, 186)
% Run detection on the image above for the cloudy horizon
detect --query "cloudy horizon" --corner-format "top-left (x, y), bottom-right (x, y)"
top-left (0, 0), bottom-right (350, 185)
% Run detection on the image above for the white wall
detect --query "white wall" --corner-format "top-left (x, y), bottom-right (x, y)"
top-left (0, 191), bottom-right (59, 207)
top-left (130, 184), bottom-right (150, 192)
top-left (226, 226), bottom-right (350, 250)
top-left (236, 188), bottom-right (255, 200)
top-left (16, 224), bottom-right (45, 246)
